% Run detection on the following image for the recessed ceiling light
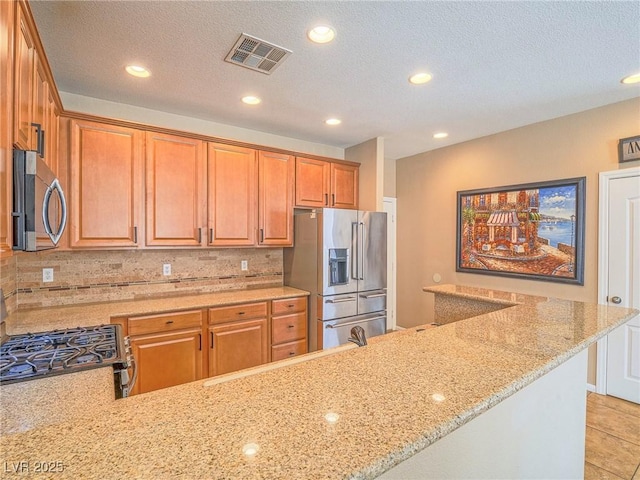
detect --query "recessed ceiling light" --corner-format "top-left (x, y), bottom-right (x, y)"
top-left (241, 96), bottom-right (262, 105)
top-left (409, 72), bottom-right (432, 85)
top-left (325, 118), bottom-right (341, 126)
top-left (621, 72), bottom-right (640, 84)
top-left (433, 132), bottom-right (448, 139)
top-left (125, 65), bottom-right (151, 78)
top-left (308, 25), bottom-right (336, 44)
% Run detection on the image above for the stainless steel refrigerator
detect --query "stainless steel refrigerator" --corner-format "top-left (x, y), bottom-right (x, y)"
top-left (284, 208), bottom-right (387, 351)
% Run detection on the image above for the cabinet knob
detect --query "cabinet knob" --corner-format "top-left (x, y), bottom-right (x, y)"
top-left (610, 296), bottom-right (622, 304)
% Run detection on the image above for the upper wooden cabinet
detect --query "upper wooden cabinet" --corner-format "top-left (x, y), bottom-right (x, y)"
top-left (207, 143), bottom-right (257, 246)
top-left (0, 0), bottom-right (15, 256)
top-left (69, 119), bottom-right (144, 248)
top-left (145, 132), bottom-right (206, 247)
top-left (13, 1), bottom-right (36, 151)
top-left (295, 157), bottom-right (358, 210)
top-left (330, 162), bottom-right (359, 210)
top-left (258, 151), bottom-right (294, 246)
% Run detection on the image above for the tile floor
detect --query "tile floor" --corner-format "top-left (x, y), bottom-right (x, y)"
top-left (585, 392), bottom-right (640, 479)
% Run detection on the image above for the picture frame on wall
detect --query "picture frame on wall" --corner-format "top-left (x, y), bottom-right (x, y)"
top-left (456, 177), bottom-right (586, 285)
top-left (618, 135), bottom-right (640, 163)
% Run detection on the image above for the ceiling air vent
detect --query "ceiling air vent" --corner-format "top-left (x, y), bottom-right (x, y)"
top-left (224, 33), bottom-right (292, 75)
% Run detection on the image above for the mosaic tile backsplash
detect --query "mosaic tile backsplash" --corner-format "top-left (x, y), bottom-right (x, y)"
top-left (9, 248), bottom-right (284, 309)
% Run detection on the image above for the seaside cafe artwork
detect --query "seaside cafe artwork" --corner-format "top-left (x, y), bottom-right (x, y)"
top-left (456, 177), bottom-right (585, 285)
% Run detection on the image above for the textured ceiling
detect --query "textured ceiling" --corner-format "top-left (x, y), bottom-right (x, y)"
top-left (29, 1), bottom-right (640, 160)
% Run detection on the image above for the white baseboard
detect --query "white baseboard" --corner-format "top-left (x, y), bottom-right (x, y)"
top-left (586, 383), bottom-right (596, 393)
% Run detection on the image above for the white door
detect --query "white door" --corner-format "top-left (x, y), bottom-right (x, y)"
top-left (601, 171), bottom-right (640, 403)
top-left (383, 197), bottom-right (397, 331)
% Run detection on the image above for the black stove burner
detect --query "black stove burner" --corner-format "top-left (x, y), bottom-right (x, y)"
top-left (0, 324), bottom-right (124, 385)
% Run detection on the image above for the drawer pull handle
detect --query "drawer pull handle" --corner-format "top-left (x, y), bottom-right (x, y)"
top-left (289, 352), bottom-right (295, 356)
top-left (238, 312), bottom-right (245, 316)
top-left (287, 304), bottom-right (295, 308)
top-left (287, 325), bottom-right (295, 329)
top-left (166, 320), bottom-right (174, 325)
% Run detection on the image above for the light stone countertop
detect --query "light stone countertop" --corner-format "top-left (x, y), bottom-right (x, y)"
top-left (4, 286), bottom-right (309, 335)
top-left (1, 285), bottom-right (637, 479)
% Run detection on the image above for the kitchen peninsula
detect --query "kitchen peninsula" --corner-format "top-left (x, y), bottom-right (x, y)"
top-left (1, 285), bottom-right (637, 479)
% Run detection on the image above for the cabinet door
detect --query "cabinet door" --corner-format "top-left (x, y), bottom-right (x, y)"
top-left (70, 120), bottom-right (144, 248)
top-left (13, 2), bottom-right (35, 150)
top-left (130, 328), bottom-right (203, 395)
top-left (209, 318), bottom-right (268, 376)
top-left (0, 0), bottom-right (15, 256)
top-left (259, 151), bottom-right (294, 246)
top-left (207, 143), bottom-right (256, 246)
top-left (32, 51), bottom-right (47, 155)
top-left (295, 157), bottom-right (330, 208)
top-left (45, 90), bottom-right (58, 175)
top-left (146, 132), bottom-right (206, 246)
top-left (330, 163), bottom-right (359, 210)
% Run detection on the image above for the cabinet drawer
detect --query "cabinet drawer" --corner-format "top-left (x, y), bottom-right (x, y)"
top-left (272, 312), bottom-right (307, 344)
top-left (128, 310), bottom-right (203, 336)
top-left (272, 296), bottom-right (306, 315)
top-left (209, 302), bottom-right (268, 325)
top-left (272, 339), bottom-right (307, 361)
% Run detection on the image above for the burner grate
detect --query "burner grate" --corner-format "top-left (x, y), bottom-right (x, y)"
top-left (0, 324), bottom-right (124, 385)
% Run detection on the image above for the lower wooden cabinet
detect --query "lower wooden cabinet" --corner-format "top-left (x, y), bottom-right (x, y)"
top-left (130, 328), bottom-right (203, 395)
top-left (271, 297), bottom-right (308, 361)
top-left (208, 317), bottom-right (268, 376)
top-left (117, 295), bottom-right (308, 396)
top-left (127, 310), bottom-right (204, 396)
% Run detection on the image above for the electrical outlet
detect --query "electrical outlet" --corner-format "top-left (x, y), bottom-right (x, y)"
top-left (163, 264), bottom-right (171, 276)
top-left (241, 260), bottom-right (248, 271)
top-left (42, 268), bottom-right (54, 283)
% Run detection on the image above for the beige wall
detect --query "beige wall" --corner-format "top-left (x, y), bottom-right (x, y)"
top-left (396, 98), bottom-right (640, 381)
top-left (384, 158), bottom-right (396, 198)
top-left (346, 137), bottom-right (385, 211)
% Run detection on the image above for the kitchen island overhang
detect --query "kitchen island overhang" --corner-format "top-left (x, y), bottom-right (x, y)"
top-left (1, 285), bottom-right (637, 479)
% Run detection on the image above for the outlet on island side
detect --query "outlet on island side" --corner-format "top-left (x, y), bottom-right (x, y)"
top-left (163, 264), bottom-right (171, 276)
top-left (241, 260), bottom-right (248, 271)
top-left (42, 268), bottom-right (54, 283)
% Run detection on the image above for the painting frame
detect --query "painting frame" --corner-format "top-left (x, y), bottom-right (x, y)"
top-left (456, 177), bottom-right (586, 285)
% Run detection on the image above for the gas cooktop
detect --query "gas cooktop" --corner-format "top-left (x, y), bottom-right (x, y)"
top-left (0, 324), bottom-right (125, 384)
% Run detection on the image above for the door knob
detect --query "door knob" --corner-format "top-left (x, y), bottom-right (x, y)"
top-left (610, 296), bottom-right (622, 304)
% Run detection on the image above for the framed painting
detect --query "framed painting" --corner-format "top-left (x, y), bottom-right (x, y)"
top-left (456, 177), bottom-right (585, 284)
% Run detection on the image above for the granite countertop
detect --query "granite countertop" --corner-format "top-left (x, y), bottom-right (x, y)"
top-left (4, 286), bottom-right (310, 335)
top-left (1, 285), bottom-right (637, 479)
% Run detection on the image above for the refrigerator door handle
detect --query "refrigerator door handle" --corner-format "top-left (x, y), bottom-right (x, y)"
top-left (358, 222), bottom-right (365, 280)
top-left (351, 222), bottom-right (359, 280)
top-left (325, 296), bottom-right (357, 304)
top-left (326, 316), bottom-right (386, 328)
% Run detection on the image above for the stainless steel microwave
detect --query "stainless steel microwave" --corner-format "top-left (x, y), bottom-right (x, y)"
top-left (13, 149), bottom-right (67, 251)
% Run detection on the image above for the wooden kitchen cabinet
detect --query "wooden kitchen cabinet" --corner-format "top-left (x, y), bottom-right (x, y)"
top-left (208, 302), bottom-right (268, 376)
top-left (13, 1), bottom-right (36, 151)
top-left (69, 119), bottom-right (144, 248)
top-left (271, 297), bottom-right (308, 361)
top-left (0, 0), bottom-right (15, 256)
top-left (127, 310), bottom-right (204, 396)
top-left (295, 157), bottom-right (358, 209)
top-left (330, 162), bottom-right (359, 210)
top-left (207, 142), bottom-right (257, 246)
top-left (258, 151), bottom-right (294, 246)
top-left (146, 132), bottom-right (206, 247)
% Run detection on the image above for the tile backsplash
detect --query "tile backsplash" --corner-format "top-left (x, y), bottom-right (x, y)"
top-left (1, 255), bottom-right (17, 314)
top-left (12, 248), bottom-right (284, 308)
